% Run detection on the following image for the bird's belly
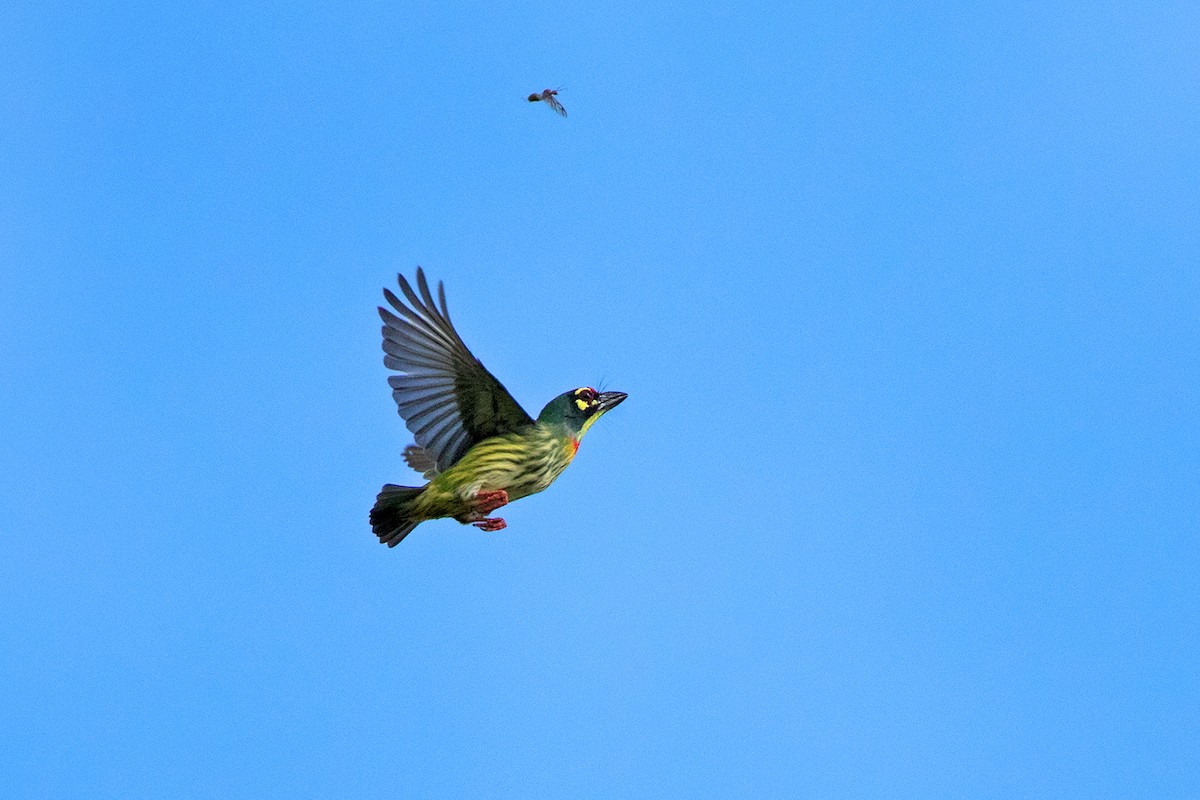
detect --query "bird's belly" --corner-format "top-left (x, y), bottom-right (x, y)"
top-left (477, 457), bottom-right (565, 501)
top-left (452, 436), bottom-right (572, 503)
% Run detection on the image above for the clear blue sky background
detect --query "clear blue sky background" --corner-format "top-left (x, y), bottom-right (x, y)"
top-left (2, 1), bottom-right (1198, 797)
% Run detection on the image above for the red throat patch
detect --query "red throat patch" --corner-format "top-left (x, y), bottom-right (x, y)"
top-left (571, 438), bottom-right (580, 455)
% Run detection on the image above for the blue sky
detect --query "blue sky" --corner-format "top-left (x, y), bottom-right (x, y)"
top-left (2, 1), bottom-right (1198, 796)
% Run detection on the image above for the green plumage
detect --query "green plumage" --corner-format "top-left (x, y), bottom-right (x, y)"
top-left (370, 269), bottom-right (626, 547)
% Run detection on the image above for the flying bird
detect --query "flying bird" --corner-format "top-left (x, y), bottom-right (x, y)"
top-left (527, 87), bottom-right (567, 117)
top-left (370, 269), bottom-right (627, 546)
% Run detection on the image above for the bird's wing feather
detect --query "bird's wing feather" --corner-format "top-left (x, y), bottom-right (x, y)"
top-left (402, 444), bottom-right (440, 479)
top-left (380, 268), bottom-right (535, 471)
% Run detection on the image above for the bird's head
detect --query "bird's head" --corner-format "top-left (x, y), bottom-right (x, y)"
top-left (537, 386), bottom-right (627, 439)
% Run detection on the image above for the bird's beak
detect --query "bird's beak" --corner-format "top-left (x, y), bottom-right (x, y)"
top-left (597, 391), bottom-right (628, 413)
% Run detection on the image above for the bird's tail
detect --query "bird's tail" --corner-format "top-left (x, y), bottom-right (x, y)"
top-left (370, 484), bottom-right (426, 547)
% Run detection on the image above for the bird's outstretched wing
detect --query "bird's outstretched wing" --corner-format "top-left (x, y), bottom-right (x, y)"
top-left (379, 268), bottom-right (535, 472)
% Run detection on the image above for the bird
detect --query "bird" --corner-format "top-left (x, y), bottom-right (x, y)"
top-left (527, 87), bottom-right (566, 117)
top-left (370, 269), bottom-right (627, 547)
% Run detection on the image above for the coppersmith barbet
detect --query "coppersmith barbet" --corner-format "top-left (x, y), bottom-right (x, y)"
top-left (370, 269), bottom-right (627, 546)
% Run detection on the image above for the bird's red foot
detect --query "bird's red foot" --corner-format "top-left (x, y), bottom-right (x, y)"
top-left (472, 489), bottom-right (509, 515)
top-left (473, 517), bottom-right (507, 532)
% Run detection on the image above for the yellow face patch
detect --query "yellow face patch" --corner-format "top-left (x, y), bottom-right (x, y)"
top-left (573, 387), bottom-right (598, 412)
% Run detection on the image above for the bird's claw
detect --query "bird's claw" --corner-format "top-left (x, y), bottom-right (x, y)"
top-left (467, 491), bottom-right (508, 531)
top-left (472, 489), bottom-right (509, 515)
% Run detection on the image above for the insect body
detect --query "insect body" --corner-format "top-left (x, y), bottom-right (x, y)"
top-left (527, 87), bottom-right (567, 117)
